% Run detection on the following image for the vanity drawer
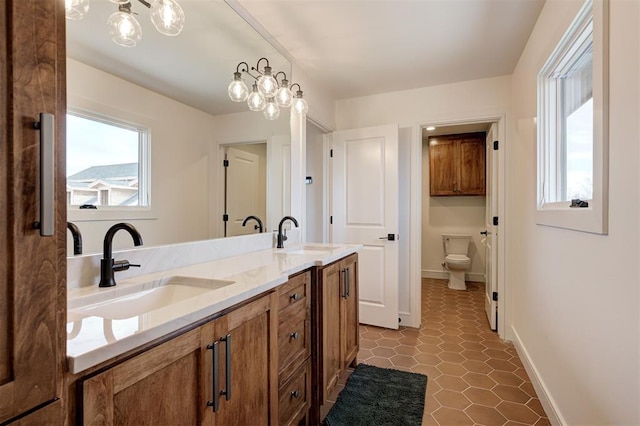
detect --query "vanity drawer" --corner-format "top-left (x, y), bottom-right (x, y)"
top-left (278, 271), bottom-right (310, 312)
top-left (278, 302), bottom-right (310, 375)
top-left (278, 360), bottom-right (311, 426)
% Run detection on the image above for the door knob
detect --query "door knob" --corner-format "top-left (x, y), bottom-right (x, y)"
top-left (379, 234), bottom-right (396, 241)
top-left (480, 230), bottom-right (488, 236)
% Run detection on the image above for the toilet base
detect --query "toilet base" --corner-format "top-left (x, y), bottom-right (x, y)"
top-left (448, 270), bottom-right (467, 290)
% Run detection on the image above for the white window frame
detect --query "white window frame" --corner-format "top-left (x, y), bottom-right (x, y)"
top-left (67, 107), bottom-right (153, 221)
top-left (536, 0), bottom-right (609, 234)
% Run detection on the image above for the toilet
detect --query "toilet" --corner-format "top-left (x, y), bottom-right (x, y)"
top-left (442, 234), bottom-right (472, 290)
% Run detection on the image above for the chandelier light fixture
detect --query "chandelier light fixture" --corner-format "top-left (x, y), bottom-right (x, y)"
top-left (228, 58), bottom-right (308, 119)
top-left (65, 0), bottom-right (186, 48)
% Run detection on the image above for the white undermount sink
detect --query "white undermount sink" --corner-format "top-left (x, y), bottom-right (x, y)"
top-left (279, 245), bottom-right (335, 255)
top-left (69, 276), bottom-right (234, 320)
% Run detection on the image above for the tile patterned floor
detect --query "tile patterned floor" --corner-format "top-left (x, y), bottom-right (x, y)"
top-left (324, 278), bottom-right (550, 426)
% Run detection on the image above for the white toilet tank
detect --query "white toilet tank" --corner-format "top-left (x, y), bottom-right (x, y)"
top-left (442, 234), bottom-right (472, 256)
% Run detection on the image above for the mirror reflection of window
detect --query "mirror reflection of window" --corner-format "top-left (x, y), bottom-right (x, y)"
top-left (66, 112), bottom-right (149, 208)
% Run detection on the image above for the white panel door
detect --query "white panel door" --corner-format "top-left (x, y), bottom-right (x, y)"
top-left (484, 124), bottom-right (499, 330)
top-left (331, 124), bottom-right (399, 329)
top-left (226, 146), bottom-right (260, 237)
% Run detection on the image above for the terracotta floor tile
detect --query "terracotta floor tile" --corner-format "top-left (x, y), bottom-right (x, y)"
top-left (435, 389), bottom-right (472, 410)
top-left (497, 401), bottom-right (540, 424)
top-left (462, 372), bottom-right (497, 389)
top-left (465, 404), bottom-right (508, 425)
top-left (336, 279), bottom-right (549, 426)
top-left (463, 387), bottom-right (501, 407)
top-left (437, 375), bottom-right (470, 392)
top-left (432, 407), bottom-right (474, 425)
top-left (492, 384), bottom-right (531, 403)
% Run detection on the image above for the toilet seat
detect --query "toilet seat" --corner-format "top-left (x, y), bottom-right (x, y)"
top-left (445, 254), bottom-right (470, 264)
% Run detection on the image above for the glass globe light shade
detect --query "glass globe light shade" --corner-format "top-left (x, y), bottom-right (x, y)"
top-left (275, 79), bottom-right (293, 108)
top-left (108, 10), bottom-right (142, 47)
top-left (257, 66), bottom-right (278, 97)
top-left (292, 95), bottom-right (309, 116)
top-left (150, 0), bottom-right (185, 36)
top-left (65, 0), bottom-right (90, 20)
top-left (247, 84), bottom-right (266, 111)
top-left (263, 98), bottom-right (280, 120)
top-left (228, 73), bottom-right (249, 102)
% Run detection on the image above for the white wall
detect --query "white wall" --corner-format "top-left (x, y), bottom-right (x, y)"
top-left (422, 139), bottom-right (486, 280)
top-left (507, 0), bottom-right (640, 424)
top-left (306, 122), bottom-right (325, 242)
top-left (335, 75), bottom-right (511, 326)
top-left (67, 59), bottom-right (215, 255)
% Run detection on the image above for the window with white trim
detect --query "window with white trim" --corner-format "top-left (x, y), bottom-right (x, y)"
top-left (66, 111), bottom-right (150, 208)
top-left (537, 0), bottom-right (608, 234)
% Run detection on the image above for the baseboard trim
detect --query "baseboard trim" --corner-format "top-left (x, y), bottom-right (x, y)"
top-left (511, 326), bottom-right (565, 426)
top-left (422, 269), bottom-right (486, 282)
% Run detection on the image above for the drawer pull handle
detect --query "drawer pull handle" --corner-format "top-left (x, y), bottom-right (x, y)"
top-left (291, 390), bottom-right (300, 399)
top-left (290, 293), bottom-right (300, 301)
top-left (290, 332), bottom-right (299, 340)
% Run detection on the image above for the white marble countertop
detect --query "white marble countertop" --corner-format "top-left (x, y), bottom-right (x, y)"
top-left (66, 243), bottom-right (360, 374)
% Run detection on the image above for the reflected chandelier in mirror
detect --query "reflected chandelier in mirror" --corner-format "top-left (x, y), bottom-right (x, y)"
top-left (65, 0), bottom-right (186, 47)
top-left (229, 57), bottom-right (309, 119)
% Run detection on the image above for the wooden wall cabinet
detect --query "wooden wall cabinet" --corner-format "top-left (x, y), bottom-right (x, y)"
top-left (429, 132), bottom-right (486, 196)
top-left (311, 253), bottom-right (359, 424)
top-left (0, 1), bottom-right (67, 424)
top-left (80, 293), bottom-right (278, 425)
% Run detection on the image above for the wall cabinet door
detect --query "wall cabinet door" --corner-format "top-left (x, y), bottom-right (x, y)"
top-left (429, 132), bottom-right (486, 196)
top-left (81, 293), bottom-right (278, 425)
top-left (0, 1), bottom-right (66, 423)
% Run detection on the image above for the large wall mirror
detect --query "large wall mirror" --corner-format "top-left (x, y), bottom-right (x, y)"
top-left (66, 0), bottom-right (292, 255)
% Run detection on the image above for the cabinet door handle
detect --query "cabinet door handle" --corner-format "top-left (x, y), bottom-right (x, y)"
top-left (206, 341), bottom-right (220, 412)
top-left (346, 267), bottom-right (350, 298)
top-left (221, 334), bottom-right (231, 402)
top-left (290, 293), bottom-right (300, 301)
top-left (290, 332), bottom-right (299, 340)
top-left (291, 390), bottom-right (300, 399)
top-left (33, 113), bottom-right (55, 237)
top-left (341, 269), bottom-right (347, 298)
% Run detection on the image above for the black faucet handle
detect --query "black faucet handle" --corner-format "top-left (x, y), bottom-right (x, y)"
top-left (112, 260), bottom-right (140, 272)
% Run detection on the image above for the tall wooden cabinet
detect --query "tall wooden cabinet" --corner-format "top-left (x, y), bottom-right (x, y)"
top-left (0, 1), bottom-right (67, 424)
top-left (429, 132), bottom-right (486, 196)
top-left (311, 253), bottom-right (359, 424)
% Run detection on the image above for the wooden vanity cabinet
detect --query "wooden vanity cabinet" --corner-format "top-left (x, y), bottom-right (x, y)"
top-left (276, 271), bottom-right (312, 425)
top-left (311, 253), bottom-right (359, 424)
top-left (429, 132), bottom-right (486, 196)
top-left (0, 1), bottom-right (67, 424)
top-left (80, 292), bottom-right (278, 425)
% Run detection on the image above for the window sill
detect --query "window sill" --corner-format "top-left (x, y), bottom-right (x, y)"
top-left (67, 207), bottom-right (157, 222)
top-left (536, 202), bottom-right (607, 234)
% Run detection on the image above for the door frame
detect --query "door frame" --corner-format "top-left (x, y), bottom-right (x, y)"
top-left (412, 114), bottom-right (507, 337)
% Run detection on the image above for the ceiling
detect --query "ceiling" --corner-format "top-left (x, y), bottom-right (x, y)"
top-left (67, 0), bottom-right (545, 115)
top-left (236, 0), bottom-right (545, 100)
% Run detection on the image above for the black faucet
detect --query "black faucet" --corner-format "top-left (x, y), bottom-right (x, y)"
top-left (277, 216), bottom-right (299, 249)
top-left (66, 222), bottom-right (83, 255)
top-left (242, 215), bottom-right (264, 233)
top-left (99, 223), bottom-right (143, 287)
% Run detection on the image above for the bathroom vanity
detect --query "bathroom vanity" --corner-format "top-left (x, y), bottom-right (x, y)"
top-left (64, 243), bottom-right (360, 425)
